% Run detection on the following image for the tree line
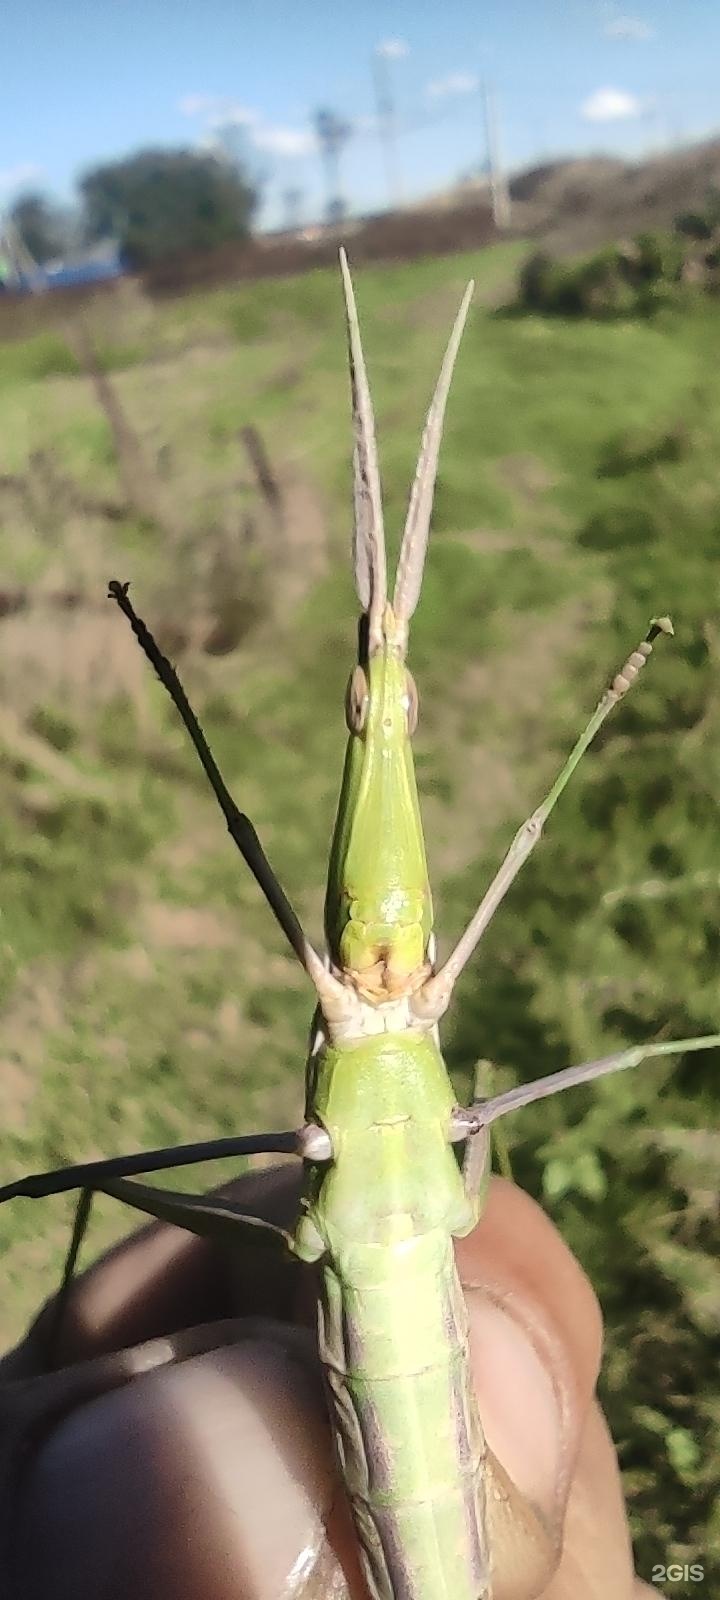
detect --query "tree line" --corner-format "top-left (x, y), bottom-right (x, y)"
top-left (6, 148), bottom-right (258, 271)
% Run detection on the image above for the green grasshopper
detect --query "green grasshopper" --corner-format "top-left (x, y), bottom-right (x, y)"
top-left (2, 251), bottom-right (718, 1600)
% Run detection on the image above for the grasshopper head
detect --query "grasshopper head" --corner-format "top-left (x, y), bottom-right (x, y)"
top-left (324, 253), bottom-right (473, 1004)
top-left (327, 598), bottom-right (429, 1004)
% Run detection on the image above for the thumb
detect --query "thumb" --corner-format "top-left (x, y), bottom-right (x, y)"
top-left (457, 1177), bottom-right (638, 1599)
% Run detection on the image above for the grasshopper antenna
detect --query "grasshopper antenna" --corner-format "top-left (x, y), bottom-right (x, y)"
top-left (393, 279), bottom-right (474, 655)
top-left (415, 618), bottom-right (675, 1021)
top-left (339, 248), bottom-right (387, 655)
top-left (107, 582), bottom-right (350, 1021)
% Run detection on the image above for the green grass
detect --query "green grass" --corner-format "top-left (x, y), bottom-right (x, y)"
top-left (0, 242), bottom-right (718, 1588)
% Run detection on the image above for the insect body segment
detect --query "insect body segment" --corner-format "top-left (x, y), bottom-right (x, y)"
top-left (296, 1032), bottom-right (487, 1600)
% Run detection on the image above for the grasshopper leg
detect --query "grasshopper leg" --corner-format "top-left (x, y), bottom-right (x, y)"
top-left (460, 1062), bottom-right (494, 1216)
top-left (451, 1033), bottom-right (720, 1153)
top-left (47, 1187), bottom-right (94, 1361)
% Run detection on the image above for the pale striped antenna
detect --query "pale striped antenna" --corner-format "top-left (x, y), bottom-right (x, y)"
top-left (415, 618), bottom-right (676, 1020)
top-left (339, 247), bottom-right (387, 655)
top-left (393, 279), bottom-right (474, 652)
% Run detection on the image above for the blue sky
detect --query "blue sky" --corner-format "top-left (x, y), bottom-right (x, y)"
top-left (3, 0), bottom-right (720, 230)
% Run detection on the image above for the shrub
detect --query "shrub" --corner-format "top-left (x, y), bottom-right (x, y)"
top-left (517, 251), bottom-right (562, 313)
top-left (598, 424), bottom-right (690, 479)
top-left (578, 505), bottom-right (662, 551)
top-left (634, 231), bottom-right (684, 285)
top-left (516, 195), bottom-right (720, 320)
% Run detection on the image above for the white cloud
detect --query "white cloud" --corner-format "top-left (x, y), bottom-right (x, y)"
top-left (376, 38), bottom-right (409, 59)
top-left (427, 72), bottom-right (479, 100)
top-left (209, 105), bottom-right (257, 131)
top-left (581, 86), bottom-right (644, 121)
top-left (0, 162), bottom-right (43, 192)
top-left (604, 15), bottom-right (655, 39)
top-left (178, 93), bottom-right (215, 117)
top-left (252, 124), bottom-right (316, 157)
top-left (179, 95), bottom-right (314, 161)
top-left (180, 94), bottom-right (257, 129)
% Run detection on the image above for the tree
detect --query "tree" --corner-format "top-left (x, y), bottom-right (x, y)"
top-left (79, 148), bottom-right (258, 268)
top-left (8, 192), bottom-right (73, 265)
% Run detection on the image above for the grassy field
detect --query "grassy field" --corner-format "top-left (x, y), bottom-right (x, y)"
top-left (0, 242), bottom-right (718, 1588)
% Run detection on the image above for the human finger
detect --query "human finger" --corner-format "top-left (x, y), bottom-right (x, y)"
top-left (4, 1173), bottom-right (644, 1599)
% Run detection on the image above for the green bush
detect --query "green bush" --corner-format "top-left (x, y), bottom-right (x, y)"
top-left (634, 231), bottom-right (684, 285)
top-left (518, 247), bottom-right (638, 319)
top-left (516, 202), bottom-right (716, 320)
top-left (518, 251), bottom-right (562, 312)
top-left (598, 423), bottom-right (690, 478)
top-left (578, 504), bottom-right (662, 550)
top-left (675, 184), bottom-right (720, 240)
top-left (571, 250), bottom-right (636, 318)
top-left (675, 209), bottom-right (714, 240)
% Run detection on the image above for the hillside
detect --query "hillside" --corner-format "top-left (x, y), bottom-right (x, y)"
top-left (6, 135), bottom-right (720, 336)
top-left (428, 134), bottom-right (720, 257)
top-left (511, 137), bottom-right (720, 254)
top-left (0, 245), bottom-right (718, 1584)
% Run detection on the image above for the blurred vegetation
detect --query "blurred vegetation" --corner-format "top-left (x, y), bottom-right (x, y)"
top-left (4, 151), bottom-right (258, 279)
top-left (79, 148), bottom-right (258, 267)
top-left (518, 185), bottom-right (720, 323)
top-left (0, 240), bottom-right (717, 1589)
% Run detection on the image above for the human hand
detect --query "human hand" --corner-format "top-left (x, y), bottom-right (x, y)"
top-left (0, 1167), bottom-right (654, 1599)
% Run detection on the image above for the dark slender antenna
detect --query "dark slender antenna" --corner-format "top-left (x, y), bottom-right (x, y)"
top-left (107, 582), bottom-right (347, 1011)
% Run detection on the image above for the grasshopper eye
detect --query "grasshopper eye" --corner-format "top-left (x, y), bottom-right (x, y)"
top-left (346, 664), bottom-right (369, 733)
top-left (405, 670), bottom-right (419, 735)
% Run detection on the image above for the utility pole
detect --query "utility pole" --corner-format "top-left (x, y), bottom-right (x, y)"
top-left (481, 81), bottom-right (511, 230)
top-left (314, 108), bottom-right (352, 223)
top-left (372, 47), bottom-right (403, 209)
top-left (215, 118), bottom-right (268, 199)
